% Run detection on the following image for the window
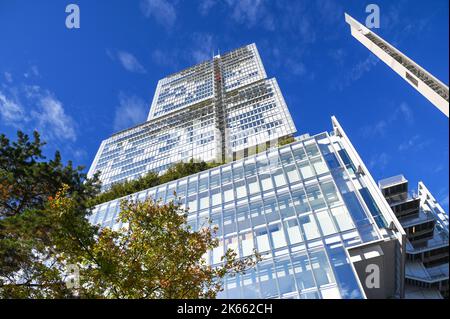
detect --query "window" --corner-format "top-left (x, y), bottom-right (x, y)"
top-left (260, 174), bottom-right (274, 191)
top-left (292, 189), bottom-right (310, 214)
top-left (256, 228), bottom-right (270, 252)
top-left (278, 193), bottom-right (295, 218)
top-left (223, 209), bottom-right (236, 234)
top-left (223, 184), bottom-right (234, 203)
top-left (310, 250), bottom-right (335, 286)
top-left (298, 162), bottom-right (314, 180)
top-left (311, 158), bottom-right (328, 175)
top-left (285, 165), bottom-right (300, 183)
top-left (269, 224), bottom-right (287, 249)
top-left (240, 232), bottom-right (254, 257)
top-left (292, 253), bottom-right (315, 291)
top-left (285, 219), bottom-right (303, 244)
top-left (299, 215), bottom-right (320, 241)
top-left (235, 180), bottom-right (247, 199)
top-left (316, 210), bottom-right (337, 236)
top-left (273, 169), bottom-right (287, 187)
top-left (306, 184), bottom-right (326, 211)
top-left (321, 182), bottom-right (340, 206)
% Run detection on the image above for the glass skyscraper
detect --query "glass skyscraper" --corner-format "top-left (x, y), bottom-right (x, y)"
top-left (88, 44), bottom-right (295, 190)
top-left (87, 43), bottom-right (449, 299)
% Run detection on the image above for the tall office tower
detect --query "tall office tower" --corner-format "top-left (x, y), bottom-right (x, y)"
top-left (89, 115), bottom-right (406, 299)
top-left (379, 176), bottom-right (449, 299)
top-left (88, 44), bottom-right (296, 190)
top-left (345, 13), bottom-right (449, 117)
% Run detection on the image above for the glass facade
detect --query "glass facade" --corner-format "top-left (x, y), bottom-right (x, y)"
top-left (87, 43), bottom-right (405, 299)
top-left (88, 44), bottom-right (296, 190)
top-left (89, 123), bottom-right (404, 299)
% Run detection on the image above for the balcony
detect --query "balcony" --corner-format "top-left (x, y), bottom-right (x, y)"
top-left (379, 175), bottom-right (409, 202)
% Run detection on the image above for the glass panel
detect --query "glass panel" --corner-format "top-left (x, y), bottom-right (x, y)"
top-left (233, 164), bottom-right (245, 180)
top-left (210, 172), bottom-right (220, 188)
top-left (330, 206), bottom-right (355, 232)
top-left (285, 219), bottom-right (303, 244)
top-left (298, 161), bottom-right (314, 179)
top-left (236, 205), bottom-right (251, 231)
top-left (292, 188), bottom-right (310, 214)
top-left (213, 241), bottom-right (224, 264)
top-left (187, 195), bottom-right (197, 212)
top-left (305, 143), bottom-right (319, 157)
top-left (223, 209), bottom-right (236, 234)
top-left (258, 261), bottom-right (279, 298)
top-left (211, 212), bottom-right (222, 237)
top-left (292, 146), bottom-right (307, 162)
top-left (321, 181), bottom-right (340, 206)
top-left (275, 256), bottom-right (297, 295)
top-left (235, 180), bottom-right (247, 199)
top-left (242, 269), bottom-right (259, 298)
top-left (255, 228), bottom-right (270, 252)
top-left (240, 232), bottom-right (254, 257)
top-left (292, 252), bottom-right (316, 291)
top-left (310, 250), bottom-right (335, 286)
top-left (269, 224), bottom-right (287, 249)
top-left (222, 168), bottom-right (232, 184)
top-left (278, 193), bottom-right (295, 218)
top-left (325, 243), bottom-right (364, 299)
top-left (223, 184), bottom-right (234, 203)
top-left (316, 210), bottom-right (337, 236)
top-left (198, 176), bottom-right (208, 192)
top-left (299, 215), bottom-right (320, 241)
top-left (211, 188), bottom-right (222, 206)
top-left (248, 176), bottom-right (260, 194)
top-left (260, 173), bottom-right (273, 191)
top-left (306, 184), bottom-right (326, 211)
top-left (273, 169), bottom-right (287, 187)
top-left (359, 187), bottom-right (388, 228)
top-left (311, 157), bottom-right (329, 175)
top-left (250, 202), bottom-right (265, 227)
top-left (198, 191), bottom-right (209, 210)
top-left (225, 235), bottom-right (239, 256)
top-left (263, 197), bottom-right (279, 223)
top-left (280, 149), bottom-right (294, 165)
top-left (285, 165), bottom-right (301, 183)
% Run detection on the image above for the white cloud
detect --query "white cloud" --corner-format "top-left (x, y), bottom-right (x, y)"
top-left (29, 89), bottom-right (77, 142)
top-left (190, 33), bottom-right (215, 64)
top-left (337, 54), bottom-right (379, 90)
top-left (0, 91), bottom-right (27, 126)
top-left (113, 93), bottom-right (148, 131)
top-left (1, 81), bottom-right (76, 143)
top-left (398, 134), bottom-right (432, 152)
top-left (225, 0), bottom-right (274, 30)
top-left (398, 102), bottom-right (414, 125)
top-left (117, 51), bottom-right (147, 74)
top-left (140, 0), bottom-right (177, 29)
top-left (361, 102), bottom-right (414, 138)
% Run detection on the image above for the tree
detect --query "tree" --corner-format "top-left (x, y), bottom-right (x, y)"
top-left (0, 131), bottom-right (100, 298)
top-left (0, 131), bottom-right (260, 298)
top-left (75, 197), bottom-right (260, 299)
top-left (90, 159), bottom-right (222, 206)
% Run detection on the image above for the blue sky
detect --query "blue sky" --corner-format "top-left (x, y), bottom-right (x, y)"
top-left (0, 0), bottom-right (448, 210)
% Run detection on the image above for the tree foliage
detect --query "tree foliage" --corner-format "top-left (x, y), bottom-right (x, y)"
top-left (0, 131), bottom-right (259, 299)
top-left (76, 198), bottom-right (260, 298)
top-left (90, 160), bottom-right (222, 206)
